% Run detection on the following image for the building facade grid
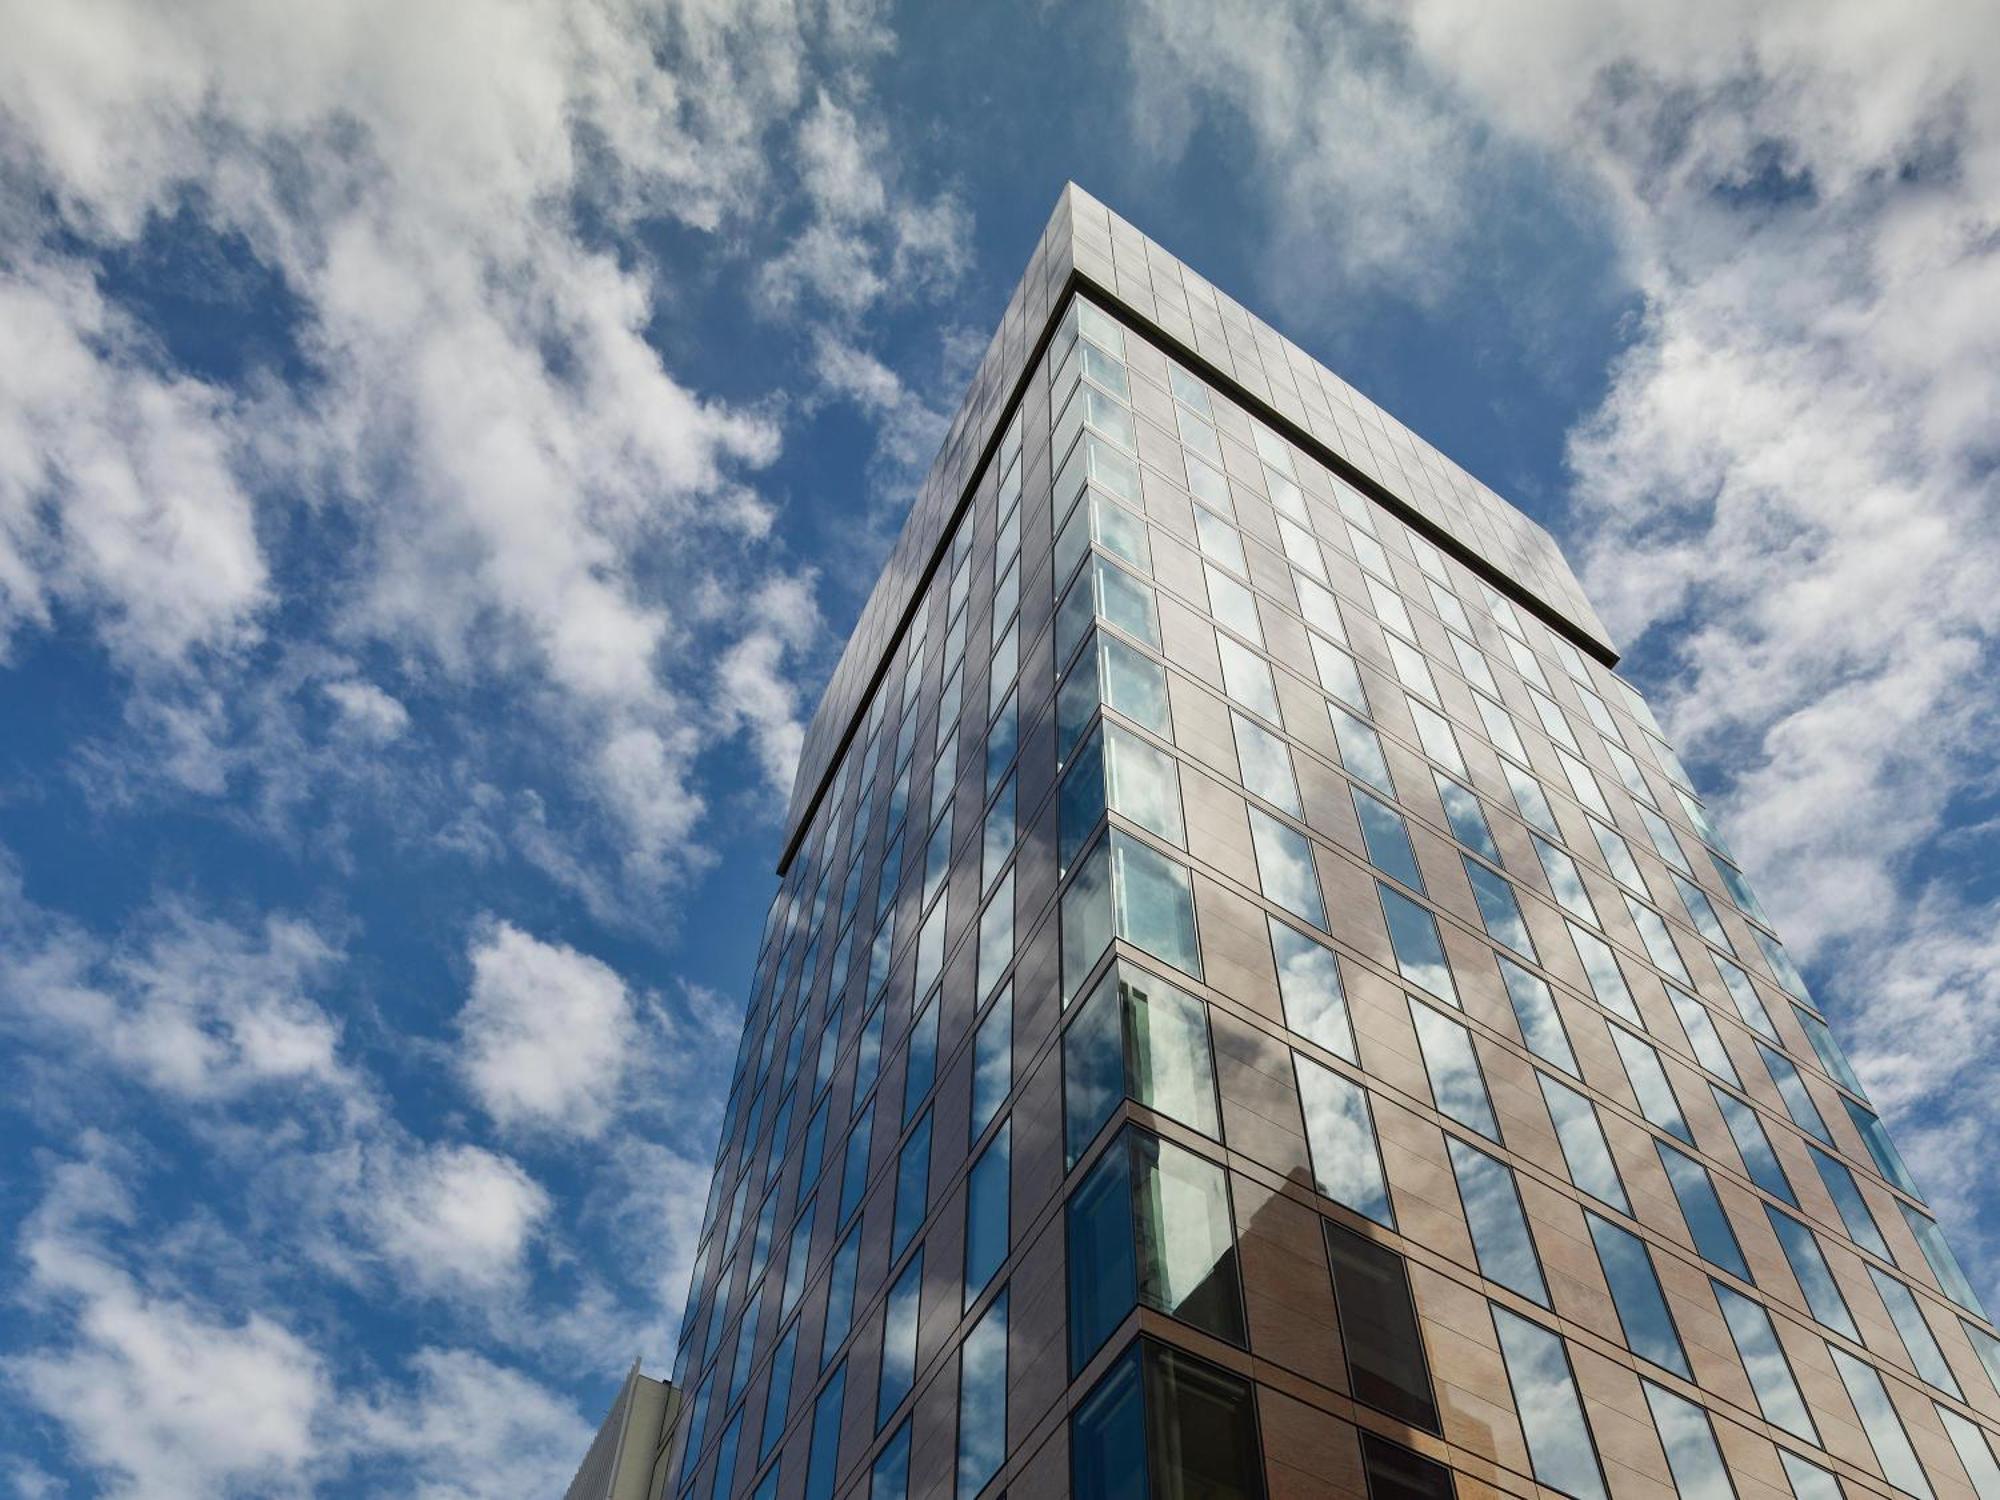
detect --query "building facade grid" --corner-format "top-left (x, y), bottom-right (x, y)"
top-left (664, 187), bottom-right (2000, 1500)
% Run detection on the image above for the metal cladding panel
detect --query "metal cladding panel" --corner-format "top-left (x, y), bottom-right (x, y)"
top-left (781, 183), bottom-right (1613, 865)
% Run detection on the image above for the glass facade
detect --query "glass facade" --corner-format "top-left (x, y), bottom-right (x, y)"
top-left (663, 186), bottom-right (2000, 1500)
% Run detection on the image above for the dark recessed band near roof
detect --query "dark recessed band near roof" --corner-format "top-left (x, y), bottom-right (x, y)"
top-left (776, 267), bottom-right (1620, 876)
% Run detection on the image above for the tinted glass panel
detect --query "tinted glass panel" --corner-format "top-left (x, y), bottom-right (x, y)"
top-left (1379, 883), bottom-right (1457, 1004)
top-left (1656, 1142), bottom-right (1750, 1281)
top-left (1354, 788), bottom-right (1425, 892)
top-left (957, 1291), bottom-right (1008, 1497)
top-left (1714, 1281), bottom-right (1817, 1441)
top-left (1447, 1139), bottom-right (1549, 1307)
top-left (1830, 1346), bottom-right (1933, 1499)
top-left (964, 1122), bottom-right (1010, 1306)
top-left (1539, 1074), bottom-right (1629, 1212)
top-left (1410, 1000), bottom-right (1499, 1141)
top-left (1142, 1344), bottom-right (1265, 1500)
top-left (803, 1361), bottom-right (845, 1500)
top-left (1067, 1137), bottom-right (1138, 1373)
top-left (1361, 1432), bottom-right (1456, 1500)
top-left (1296, 1054), bottom-right (1394, 1227)
top-left (1270, 917), bottom-right (1357, 1061)
top-left (1326, 1221), bottom-right (1440, 1432)
top-left (1712, 1086), bottom-right (1795, 1204)
top-left (877, 1252), bottom-right (921, 1426)
top-left (1643, 1380), bottom-right (1733, 1500)
top-left (1765, 1206), bottom-right (1858, 1339)
top-left (1071, 1346), bottom-right (1148, 1500)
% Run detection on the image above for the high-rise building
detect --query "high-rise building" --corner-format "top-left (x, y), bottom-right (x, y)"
top-left (663, 185), bottom-right (2000, 1500)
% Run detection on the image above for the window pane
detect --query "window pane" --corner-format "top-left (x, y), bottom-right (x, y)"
top-left (956, 1290), bottom-right (1008, 1497)
top-left (1713, 1281), bottom-right (1818, 1442)
top-left (1270, 917), bottom-right (1357, 1061)
top-left (1063, 960), bottom-right (1221, 1167)
top-left (1463, 858), bottom-right (1537, 961)
top-left (964, 1121), bottom-right (1010, 1307)
top-left (1568, 921), bottom-right (1641, 1025)
top-left (1669, 988), bottom-right (1741, 1085)
top-left (1759, 1042), bottom-right (1831, 1144)
top-left (1061, 836), bottom-right (1113, 1004)
top-left (1436, 773), bottom-right (1500, 863)
top-left (1869, 1265), bottom-right (1961, 1396)
top-left (1539, 1073), bottom-right (1629, 1212)
top-left (1712, 1086), bottom-right (1795, 1205)
top-left (1902, 1203), bottom-right (1988, 1317)
top-left (1330, 704), bottom-right (1395, 797)
top-left (1071, 1346), bottom-right (1148, 1500)
top-left (1295, 1054), bottom-right (1394, 1227)
top-left (1842, 1098), bottom-right (1916, 1194)
top-left (1829, 1346), bottom-right (1933, 1499)
top-left (871, 1420), bottom-right (911, 1500)
top-left (1613, 1028), bottom-right (1692, 1143)
top-left (1810, 1147), bottom-right (1888, 1258)
top-left (838, 1101), bottom-right (874, 1226)
top-left (1498, 956), bottom-right (1580, 1076)
top-left (1141, 1343), bottom-right (1265, 1500)
top-left (1360, 1432), bottom-right (1456, 1500)
top-left (1061, 727), bottom-right (1109, 874)
top-left (905, 995), bottom-right (938, 1123)
top-left (1250, 806), bottom-right (1326, 929)
top-left (877, 1252), bottom-right (922, 1426)
top-left (822, 1230), bottom-right (859, 1366)
top-left (1765, 1205), bottom-right (1858, 1339)
top-left (1411, 999), bottom-right (1500, 1141)
top-left (1780, 1452), bottom-right (1844, 1500)
top-left (1802, 1010), bottom-right (1867, 1097)
top-left (1133, 1130), bottom-right (1245, 1350)
top-left (1102, 635), bottom-right (1171, 739)
top-left (1586, 1210), bottom-right (1690, 1377)
top-left (1218, 634), bottom-right (1279, 721)
top-left (1657, 1142), bottom-right (1750, 1280)
top-left (1326, 1221), bottom-right (1441, 1432)
top-left (976, 869), bottom-right (1013, 1000)
top-left (1067, 1137), bottom-right (1138, 1373)
top-left (711, 1411), bottom-right (745, 1500)
top-left (760, 1322), bottom-right (798, 1457)
top-left (1354, 787), bottom-right (1425, 892)
top-left (971, 984), bottom-right (1012, 1143)
top-left (802, 1361), bottom-right (846, 1500)
top-left (1112, 832), bottom-right (1203, 980)
top-left (1643, 1380), bottom-right (1733, 1500)
top-left (1937, 1404), bottom-right (2000, 1500)
top-left (891, 1112), bottom-right (931, 1263)
top-left (1379, 883), bottom-right (1457, 1004)
top-left (1233, 710), bottom-right (1300, 814)
top-left (1106, 723), bottom-right (1185, 847)
top-left (1448, 1139), bottom-right (1550, 1307)
top-left (1491, 1307), bottom-right (1608, 1500)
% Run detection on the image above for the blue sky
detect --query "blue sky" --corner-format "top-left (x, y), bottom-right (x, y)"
top-left (4, 1), bottom-right (1999, 1495)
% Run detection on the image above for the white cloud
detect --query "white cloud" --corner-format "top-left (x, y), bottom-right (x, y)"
top-left (361, 1143), bottom-right (552, 1299)
top-left (324, 678), bottom-right (411, 743)
top-left (341, 1347), bottom-right (593, 1500)
top-left (0, 866), bottom-right (347, 1101)
top-left (8, 1151), bottom-right (331, 1500)
top-left (458, 921), bottom-right (638, 1140)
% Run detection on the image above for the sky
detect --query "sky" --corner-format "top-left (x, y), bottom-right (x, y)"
top-left (3, 0), bottom-right (1999, 1495)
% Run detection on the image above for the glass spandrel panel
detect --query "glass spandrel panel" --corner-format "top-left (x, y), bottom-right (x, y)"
top-left (1491, 1307), bottom-right (1608, 1500)
top-left (1586, 1210), bottom-right (1690, 1377)
top-left (1295, 1053), bottom-right (1394, 1228)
